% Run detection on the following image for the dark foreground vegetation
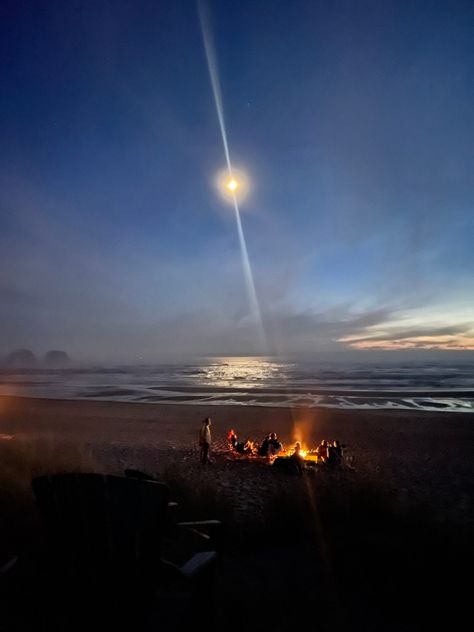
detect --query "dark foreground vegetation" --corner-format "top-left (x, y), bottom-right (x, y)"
top-left (0, 439), bottom-right (472, 632)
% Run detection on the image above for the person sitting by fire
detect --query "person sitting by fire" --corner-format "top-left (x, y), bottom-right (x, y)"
top-left (235, 437), bottom-right (255, 455)
top-left (258, 434), bottom-right (271, 456)
top-left (227, 429), bottom-right (238, 450)
top-left (268, 432), bottom-right (283, 456)
top-left (315, 439), bottom-right (329, 463)
top-left (257, 432), bottom-right (283, 457)
top-left (290, 441), bottom-right (306, 475)
top-left (326, 440), bottom-right (344, 467)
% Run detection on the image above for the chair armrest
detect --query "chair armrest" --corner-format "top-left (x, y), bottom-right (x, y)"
top-left (172, 524), bottom-right (212, 553)
top-left (177, 520), bottom-right (222, 549)
top-left (176, 519), bottom-right (221, 528)
top-left (179, 551), bottom-right (216, 580)
top-left (158, 551), bottom-right (217, 588)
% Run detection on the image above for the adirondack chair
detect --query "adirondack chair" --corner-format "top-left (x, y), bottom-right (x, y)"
top-left (124, 468), bottom-right (223, 549)
top-left (32, 473), bottom-right (217, 631)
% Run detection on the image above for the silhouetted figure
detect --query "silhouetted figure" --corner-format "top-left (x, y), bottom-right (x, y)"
top-left (235, 438), bottom-right (254, 455)
top-left (199, 417), bottom-right (212, 465)
top-left (268, 432), bottom-right (283, 456)
top-left (316, 439), bottom-right (329, 463)
top-left (327, 440), bottom-right (344, 467)
top-left (227, 429), bottom-right (238, 450)
top-left (258, 434), bottom-right (271, 456)
top-left (290, 442), bottom-right (306, 475)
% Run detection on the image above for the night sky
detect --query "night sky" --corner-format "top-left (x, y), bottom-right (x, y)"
top-left (1, 0), bottom-right (473, 362)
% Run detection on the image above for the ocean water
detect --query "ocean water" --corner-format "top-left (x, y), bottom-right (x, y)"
top-left (1, 357), bottom-right (473, 413)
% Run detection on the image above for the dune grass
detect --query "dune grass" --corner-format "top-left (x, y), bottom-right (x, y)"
top-left (0, 438), bottom-right (96, 555)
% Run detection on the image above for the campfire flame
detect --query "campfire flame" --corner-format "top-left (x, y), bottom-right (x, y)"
top-left (283, 443), bottom-right (309, 458)
top-left (282, 443), bottom-right (320, 462)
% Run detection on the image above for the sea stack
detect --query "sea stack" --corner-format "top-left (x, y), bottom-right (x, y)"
top-left (43, 350), bottom-right (71, 367)
top-left (5, 348), bottom-right (38, 368)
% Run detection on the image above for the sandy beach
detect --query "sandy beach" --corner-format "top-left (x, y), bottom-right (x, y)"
top-left (1, 395), bottom-right (472, 522)
top-left (1, 395), bottom-right (473, 631)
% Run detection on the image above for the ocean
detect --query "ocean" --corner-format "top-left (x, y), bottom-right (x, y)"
top-left (1, 357), bottom-right (473, 413)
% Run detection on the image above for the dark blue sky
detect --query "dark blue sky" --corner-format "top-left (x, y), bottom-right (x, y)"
top-left (1, 0), bottom-right (473, 361)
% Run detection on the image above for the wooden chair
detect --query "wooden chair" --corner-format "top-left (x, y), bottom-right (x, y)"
top-left (32, 473), bottom-right (217, 631)
top-left (123, 468), bottom-right (222, 549)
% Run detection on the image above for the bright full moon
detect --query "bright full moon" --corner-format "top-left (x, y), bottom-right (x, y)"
top-left (226, 178), bottom-right (238, 192)
top-left (216, 168), bottom-right (250, 204)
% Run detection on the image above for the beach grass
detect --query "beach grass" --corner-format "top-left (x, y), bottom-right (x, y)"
top-left (0, 437), bottom-right (96, 556)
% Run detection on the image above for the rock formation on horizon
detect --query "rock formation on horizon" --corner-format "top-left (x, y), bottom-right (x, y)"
top-left (43, 350), bottom-right (71, 367)
top-left (5, 348), bottom-right (38, 368)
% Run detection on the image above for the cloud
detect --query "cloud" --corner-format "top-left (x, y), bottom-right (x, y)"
top-left (340, 323), bottom-right (474, 351)
top-left (1, 170), bottom-right (473, 360)
top-left (257, 305), bottom-right (395, 355)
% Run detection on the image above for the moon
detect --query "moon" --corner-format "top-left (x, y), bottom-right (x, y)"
top-left (216, 168), bottom-right (250, 204)
top-left (226, 178), bottom-right (239, 192)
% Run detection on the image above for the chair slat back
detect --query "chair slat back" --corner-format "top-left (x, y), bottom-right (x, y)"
top-left (32, 473), bottom-right (170, 588)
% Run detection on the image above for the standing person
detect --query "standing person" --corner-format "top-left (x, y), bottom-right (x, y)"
top-left (199, 417), bottom-right (212, 465)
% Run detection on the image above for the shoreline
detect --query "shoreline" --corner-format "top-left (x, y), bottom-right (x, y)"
top-left (1, 390), bottom-right (473, 413)
top-left (2, 393), bottom-right (473, 429)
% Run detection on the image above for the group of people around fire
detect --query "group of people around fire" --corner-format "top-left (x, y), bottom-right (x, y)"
top-left (226, 429), bottom-right (284, 458)
top-left (199, 417), bottom-right (346, 471)
top-left (313, 439), bottom-right (345, 467)
top-left (225, 428), bottom-right (345, 469)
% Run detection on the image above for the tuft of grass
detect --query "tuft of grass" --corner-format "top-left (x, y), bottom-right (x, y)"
top-left (0, 438), bottom-right (95, 485)
top-left (0, 438), bottom-right (96, 554)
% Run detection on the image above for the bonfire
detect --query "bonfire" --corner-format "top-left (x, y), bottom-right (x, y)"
top-left (226, 430), bottom-right (325, 464)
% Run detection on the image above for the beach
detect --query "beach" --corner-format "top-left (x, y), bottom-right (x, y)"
top-left (1, 395), bottom-right (472, 522)
top-left (1, 395), bottom-right (473, 631)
